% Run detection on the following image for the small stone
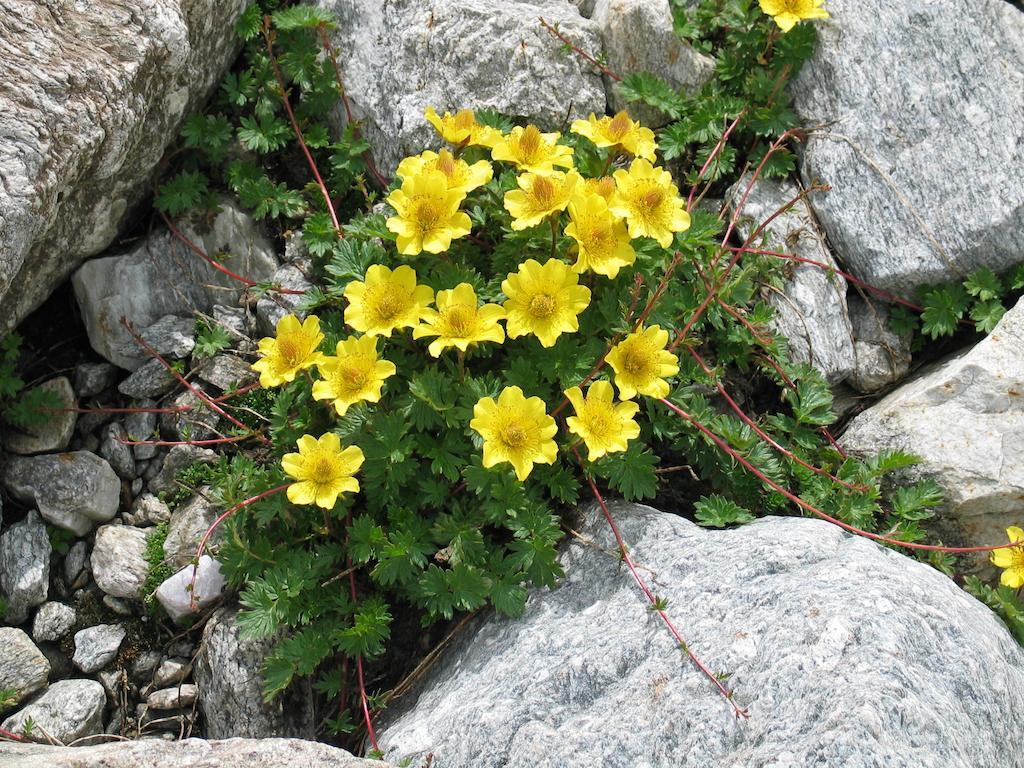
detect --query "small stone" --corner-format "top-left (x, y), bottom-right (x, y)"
top-left (138, 707), bottom-right (196, 733)
top-left (1, 452), bottom-right (120, 536)
top-left (135, 315), bottom-right (196, 359)
top-left (72, 624), bottom-right (126, 673)
top-left (74, 362), bottom-right (119, 398)
top-left (195, 354), bottom-right (257, 391)
top-left (99, 422), bottom-right (137, 480)
top-left (1, 377), bottom-right (77, 455)
top-left (123, 494), bottom-right (172, 527)
top-left (147, 684), bottom-right (199, 710)
top-left (130, 651), bottom-right (163, 684)
top-left (155, 556), bottom-right (226, 624)
top-left (32, 603), bottom-right (77, 643)
top-left (131, 477), bottom-right (143, 497)
top-left (152, 659), bottom-right (191, 688)
top-left (148, 445), bottom-right (217, 496)
top-left (1, 679), bottom-right (106, 744)
top-left (97, 668), bottom-right (125, 700)
top-left (91, 525), bottom-right (153, 600)
top-left (164, 491), bottom-right (219, 569)
top-left (0, 510), bottom-right (51, 623)
top-left (213, 304), bottom-right (251, 339)
top-left (117, 359), bottom-right (177, 399)
top-left (0, 628), bottom-right (50, 701)
top-left (256, 263), bottom-right (314, 336)
top-left (846, 295), bottom-right (912, 393)
top-left (102, 595), bottom-right (136, 616)
top-left (124, 402), bottom-right (160, 460)
top-left (64, 541), bottom-right (90, 589)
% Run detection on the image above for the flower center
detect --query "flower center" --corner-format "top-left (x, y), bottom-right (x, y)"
top-left (622, 344), bottom-right (654, 377)
top-left (531, 176), bottom-right (555, 206)
top-left (781, 0), bottom-right (802, 11)
top-left (275, 336), bottom-right (304, 366)
top-left (584, 404), bottom-right (614, 439)
top-left (590, 177), bottom-right (616, 199)
top-left (608, 112), bottom-right (631, 140)
top-left (500, 422), bottom-right (529, 449)
top-left (518, 125), bottom-right (542, 162)
top-left (308, 454), bottom-right (337, 484)
top-left (586, 223), bottom-right (610, 252)
top-left (528, 294), bottom-right (557, 319)
top-left (443, 305), bottom-right (476, 337)
top-left (411, 196), bottom-right (443, 232)
top-left (373, 291), bottom-right (404, 323)
top-left (337, 362), bottom-right (369, 390)
top-left (641, 187), bottom-right (664, 211)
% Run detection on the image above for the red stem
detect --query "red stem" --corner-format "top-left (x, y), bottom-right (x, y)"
top-left (538, 17), bottom-right (622, 81)
top-left (574, 446), bottom-right (747, 718)
top-left (658, 398), bottom-right (1020, 555)
top-left (347, 564), bottom-right (379, 751)
top-left (687, 111), bottom-right (747, 211)
top-left (0, 728), bottom-right (26, 742)
top-left (263, 22), bottom-right (342, 233)
top-left (115, 433), bottom-right (257, 447)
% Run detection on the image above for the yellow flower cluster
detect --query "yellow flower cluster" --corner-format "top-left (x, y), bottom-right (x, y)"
top-left (758, 0), bottom-right (829, 33)
top-left (254, 106), bottom-right (689, 489)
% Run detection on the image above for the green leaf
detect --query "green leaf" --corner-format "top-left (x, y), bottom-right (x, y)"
top-left (348, 514), bottom-right (386, 564)
top-left (235, 4), bottom-right (263, 40)
top-left (970, 299), bottom-right (1006, 334)
top-left (964, 267), bottom-right (1002, 301)
top-left (615, 72), bottom-right (688, 119)
top-left (919, 284), bottom-right (969, 339)
top-left (334, 599), bottom-right (391, 658)
top-left (694, 495), bottom-right (755, 528)
top-left (889, 480), bottom-right (943, 521)
top-left (490, 578), bottom-right (528, 617)
top-left (271, 4), bottom-right (336, 30)
top-left (238, 115), bottom-right (292, 154)
top-left (596, 444), bottom-right (659, 502)
top-left (783, 377), bottom-right (835, 426)
top-left (155, 171), bottom-right (208, 217)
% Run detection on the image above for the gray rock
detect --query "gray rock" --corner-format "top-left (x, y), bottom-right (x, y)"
top-left (0, 679), bottom-right (106, 745)
top-left (72, 200), bottom-right (277, 370)
top-left (63, 541), bottom-right (89, 590)
top-left (36, 646), bottom-right (73, 683)
top-left (846, 295), bottom-right (912, 393)
top-left (147, 684), bottom-right (198, 710)
top-left (130, 652), bottom-right (163, 685)
top-left (0, 628), bottom-right (50, 702)
top-left (73, 363), bottom-right (118, 399)
top-left (99, 422), bottom-right (137, 480)
top-left (212, 304), bottom-right (252, 338)
top-left (72, 624), bottom-right (126, 673)
top-left (155, 556), bottom-right (227, 624)
top-left (164, 491), bottom-right (219, 570)
top-left (378, 504), bottom-right (1024, 768)
top-left (124, 403), bottom-right (160, 460)
top-left (1, 378), bottom-right (76, 455)
top-left (0, 0), bottom-right (248, 335)
top-left (317, 0), bottom-right (607, 174)
top-left (117, 359), bottom-right (178, 399)
top-left (841, 296), bottom-right (1024, 570)
top-left (195, 607), bottom-right (314, 739)
top-left (1, 452), bottom-right (120, 536)
top-left (0, 737), bottom-right (388, 767)
top-left (32, 603), bottom-right (77, 644)
top-left (124, 494), bottom-right (172, 528)
top-left (152, 659), bottom-right (191, 689)
top-left (791, 0), bottom-right (1024, 297)
top-left (102, 596), bottom-right (135, 617)
top-left (133, 315), bottom-right (196, 360)
top-left (0, 510), bottom-right (51, 623)
top-left (91, 525), bottom-right (153, 600)
top-left (159, 389), bottom-right (220, 443)
top-left (593, 0), bottom-right (714, 125)
top-left (256, 262), bottom-right (314, 337)
top-left (195, 354), bottom-right (257, 392)
top-left (728, 173), bottom-right (855, 383)
top-left (148, 445), bottom-right (217, 496)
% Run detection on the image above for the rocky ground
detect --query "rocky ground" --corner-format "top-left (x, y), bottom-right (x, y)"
top-left (1, 0), bottom-right (1023, 766)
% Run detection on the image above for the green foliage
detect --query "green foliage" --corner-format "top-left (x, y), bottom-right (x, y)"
top-left (141, 523), bottom-right (173, 610)
top-left (0, 688), bottom-right (17, 714)
top-left (694, 495), bottom-right (755, 528)
top-left (964, 576), bottom-right (1024, 645)
top-left (193, 319), bottom-right (234, 360)
top-left (0, 333), bottom-right (63, 431)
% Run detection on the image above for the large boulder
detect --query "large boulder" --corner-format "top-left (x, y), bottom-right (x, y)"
top-left (0, 510), bottom-right (51, 624)
top-left (791, 0), bottom-right (1024, 297)
top-left (0, 738), bottom-right (388, 768)
top-left (72, 200), bottom-right (277, 370)
top-left (0, 0), bottom-right (246, 334)
top-left (0, 628), bottom-right (50, 703)
top-left (1, 679), bottom-right (106, 745)
top-left (317, 0), bottom-right (607, 173)
top-left (378, 504), bottom-right (1024, 767)
top-left (841, 296), bottom-right (1024, 568)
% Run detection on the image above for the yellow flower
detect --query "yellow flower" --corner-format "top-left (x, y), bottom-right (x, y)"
top-left (583, 176), bottom-right (618, 202)
top-left (251, 314), bottom-right (327, 388)
top-left (502, 258), bottom-right (591, 348)
top-left (991, 526), bottom-right (1024, 589)
top-left (386, 170), bottom-right (472, 255)
top-left (396, 149), bottom-right (493, 196)
top-left (312, 336), bottom-right (397, 416)
top-left (565, 192), bottom-right (636, 279)
top-left (606, 325), bottom-right (680, 400)
top-left (424, 106), bottom-right (502, 148)
top-left (413, 283), bottom-right (506, 357)
top-left (610, 159), bottom-right (691, 248)
top-left (504, 170), bottom-right (580, 230)
top-left (344, 264), bottom-right (434, 338)
top-left (282, 433), bottom-right (364, 509)
top-left (470, 386), bottom-right (558, 481)
top-left (570, 111), bottom-right (657, 162)
top-left (758, 0), bottom-right (829, 32)
top-left (491, 124), bottom-right (574, 175)
top-left (565, 381), bottom-right (641, 461)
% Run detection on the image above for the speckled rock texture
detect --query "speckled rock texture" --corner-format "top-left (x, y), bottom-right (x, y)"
top-left (791, 0), bottom-right (1024, 297)
top-left (0, 627), bottom-right (50, 701)
top-left (728, 173), bottom-right (854, 383)
top-left (316, 0), bottom-right (607, 173)
top-left (0, 0), bottom-right (246, 334)
top-left (841, 296), bottom-right (1024, 570)
top-left (195, 607), bottom-right (315, 739)
top-left (1, 679), bottom-right (106, 745)
top-left (0, 510), bottom-right (51, 623)
top-left (0, 738), bottom-right (390, 767)
top-left (378, 503), bottom-right (1024, 768)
